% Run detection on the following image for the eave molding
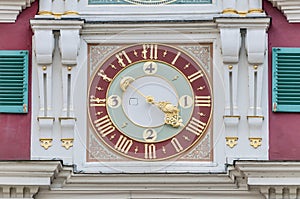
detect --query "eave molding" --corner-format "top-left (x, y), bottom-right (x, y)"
top-left (0, 0), bottom-right (36, 23)
top-left (268, 0), bottom-right (300, 23)
top-left (0, 161), bottom-right (300, 198)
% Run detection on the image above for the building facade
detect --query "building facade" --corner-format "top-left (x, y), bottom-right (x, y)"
top-left (0, 0), bottom-right (299, 198)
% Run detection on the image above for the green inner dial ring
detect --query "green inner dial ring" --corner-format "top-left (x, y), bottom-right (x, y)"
top-left (107, 60), bottom-right (194, 143)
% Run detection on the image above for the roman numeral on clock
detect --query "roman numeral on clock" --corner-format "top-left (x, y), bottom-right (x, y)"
top-left (142, 44), bottom-right (158, 60)
top-left (186, 117), bottom-right (207, 136)
top-left (188, 70), bottom-right (203, 83)
top-left (90, 96), bottom-right (106, 107)
top-left (115, 51), bottom-right (132, 68)
top-left (171, 137), bottom-right (183, 152)
top-left (144, 144), bottom-right (156, 159)
top-left (195, 96), bottom-right (211, 107)
top-left (94, 115), bottom-right (115, 137)
top-left (115, 135), bottom-right (133, 154)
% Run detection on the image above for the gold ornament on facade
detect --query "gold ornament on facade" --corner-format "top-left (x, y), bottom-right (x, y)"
top-left (222, 8), bottom-right (238, 15)
top-left (226, 137), bottom-right (238, 148)
top-left (38, 11), bottom-right (79, 19)
top-left (249, 137), bottom-right (262, 148)
top-left (222, 8), bottom-right (264, 17)
top-left (248, 9), bottom-right (264, 14)
top-left (61, 138), bottom-right (74, 150)
top-left (39, 138), bottom-right (53, 150)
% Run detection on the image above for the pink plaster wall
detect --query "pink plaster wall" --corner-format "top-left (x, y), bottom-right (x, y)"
top-left (264, 0), bottom-right (300, 160)
top-left (0, 2), bottom-right (38, 159)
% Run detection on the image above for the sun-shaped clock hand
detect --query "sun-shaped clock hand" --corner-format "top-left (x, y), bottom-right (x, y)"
top-left (120, 76), bottom-right (183, 128)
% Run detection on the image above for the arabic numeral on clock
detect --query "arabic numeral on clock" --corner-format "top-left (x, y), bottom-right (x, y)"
top-left (107, 95), bottom-right (121, 108)
top-left (143, 62), bottom-right (158, 75)
top-left (115, 135), bottom-right (133, 154)
top-left (143, 129), bottom-right (157, 142)
top-left (179, 95), bottom-right (193, 108)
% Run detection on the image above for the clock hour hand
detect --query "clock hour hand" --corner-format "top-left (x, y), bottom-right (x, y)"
top-left (120, 76), bottom-right (183, 128)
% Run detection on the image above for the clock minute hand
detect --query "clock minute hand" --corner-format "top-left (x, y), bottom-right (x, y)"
top-left (120, 76), bottom-right (183, 128)
top-left (119, 76), bottom-right (155, 104)
top-left (128, 85), bottom-right (183, 128)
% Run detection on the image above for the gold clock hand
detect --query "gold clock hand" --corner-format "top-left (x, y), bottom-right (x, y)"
top-left (120, 76), bottom-right (183, 128)
top-left (120, 76), bottom-right (155, 104)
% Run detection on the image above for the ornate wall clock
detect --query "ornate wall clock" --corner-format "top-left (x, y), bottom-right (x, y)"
top-left (88, 44), bottom-right (212, 161)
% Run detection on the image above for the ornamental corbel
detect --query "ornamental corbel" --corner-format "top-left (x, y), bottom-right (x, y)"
top-left (37, 117), bottom-right (55, 150)
top-left (220, 28), bottom-right (242, 148)
top-left (59, 29), bottom-right (81, 117)
top-left (245, 27), bottom-right (267, 148)
top-left (58, 29), bottom-right (81, 150)
top-left (224, 116), bottom-right (240, 148)
top-left (59, 117), bottom-right (76, 150)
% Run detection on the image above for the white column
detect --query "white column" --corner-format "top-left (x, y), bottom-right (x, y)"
top-left (220, 28), bottom-right (241, 148)
top-left (248, 0), bottom-right (264, 15)
top-left (52, 0), bottom-right (65, 15)
top-left (222, 0), bottom-right (238, 15)
top-left (38, 0), bottom-right (52, 15)
top-left (58, 29), bottom-right (81, 150)
top-left (64, 0), bottom-right (79, 16)
top-left (33, 29), bottom-right (55, 150)
top-left (245, 27), bottom-right (267, 148)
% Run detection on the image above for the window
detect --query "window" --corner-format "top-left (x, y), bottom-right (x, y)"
top-left (272, 47), bottom-right (300, 112)
top-left (0, 51), bottom-right (28, 113)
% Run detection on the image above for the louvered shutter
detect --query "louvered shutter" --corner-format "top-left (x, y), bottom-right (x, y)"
top-left (272, 47), bottom-right (300, 112)
top-left (0, 51), bottom-right (28, 113)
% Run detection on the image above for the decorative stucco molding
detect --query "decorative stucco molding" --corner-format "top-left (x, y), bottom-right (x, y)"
top-left (268, 0), bottom-right (300, 23)
top-left (1, 161), bottom-right (300, 198)
top-left (0, 0), bottom-right (36, 23)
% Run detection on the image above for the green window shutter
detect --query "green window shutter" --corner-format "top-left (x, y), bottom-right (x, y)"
top-left (0, 51), bottom-right (28, 113)
top-left (272, 47), bottom-right (300, 112)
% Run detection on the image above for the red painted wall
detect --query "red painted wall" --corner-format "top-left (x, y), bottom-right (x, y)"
top-left (264, 0), bottom-right (300, 160)
top-left (0, 2), bottom-right (38, 159)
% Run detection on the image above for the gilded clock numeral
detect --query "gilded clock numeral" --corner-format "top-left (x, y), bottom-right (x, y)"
top-left (171, 52), bottom-right (181, 65)
top-left (94, 115), bottom-right (115, 137)
top-left (115, 51), bottom-right (132, 68)
top-left (90, 96), bottom-right (106, 107)
top-left (98, 70), bottom-right (112, 82)
top-left (186, 117), bottom-right (206, 136)
top-left (195, 96), bottom-right (211, 107)
top-left (188, 70), bottom-right (203, 83)
top-left (171, 137), bottom-right (183, 152)
top-left (144, 144), bottom-right (156, 159)
top-left (115, 135), bottom-right (133, 154)
top-left (142, 44), bottom-right (158, 60)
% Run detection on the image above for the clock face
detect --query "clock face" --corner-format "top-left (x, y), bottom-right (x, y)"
top-left (88, 44), bottom-right (212, 161)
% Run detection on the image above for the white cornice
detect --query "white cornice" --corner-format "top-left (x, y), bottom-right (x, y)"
top-left (268, 0), bottom-right (300, 23)
top-left (0, 0), bottom-right (36, 23)
top-left (0, 161), bottom-right (300, 198)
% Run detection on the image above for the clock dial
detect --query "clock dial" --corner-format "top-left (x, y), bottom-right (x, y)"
top-left (88, 44), bottom-right (212, 160)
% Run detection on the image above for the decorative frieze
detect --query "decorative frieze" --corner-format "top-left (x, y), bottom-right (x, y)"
top-left (0, 161), bottom-right (299, 198)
